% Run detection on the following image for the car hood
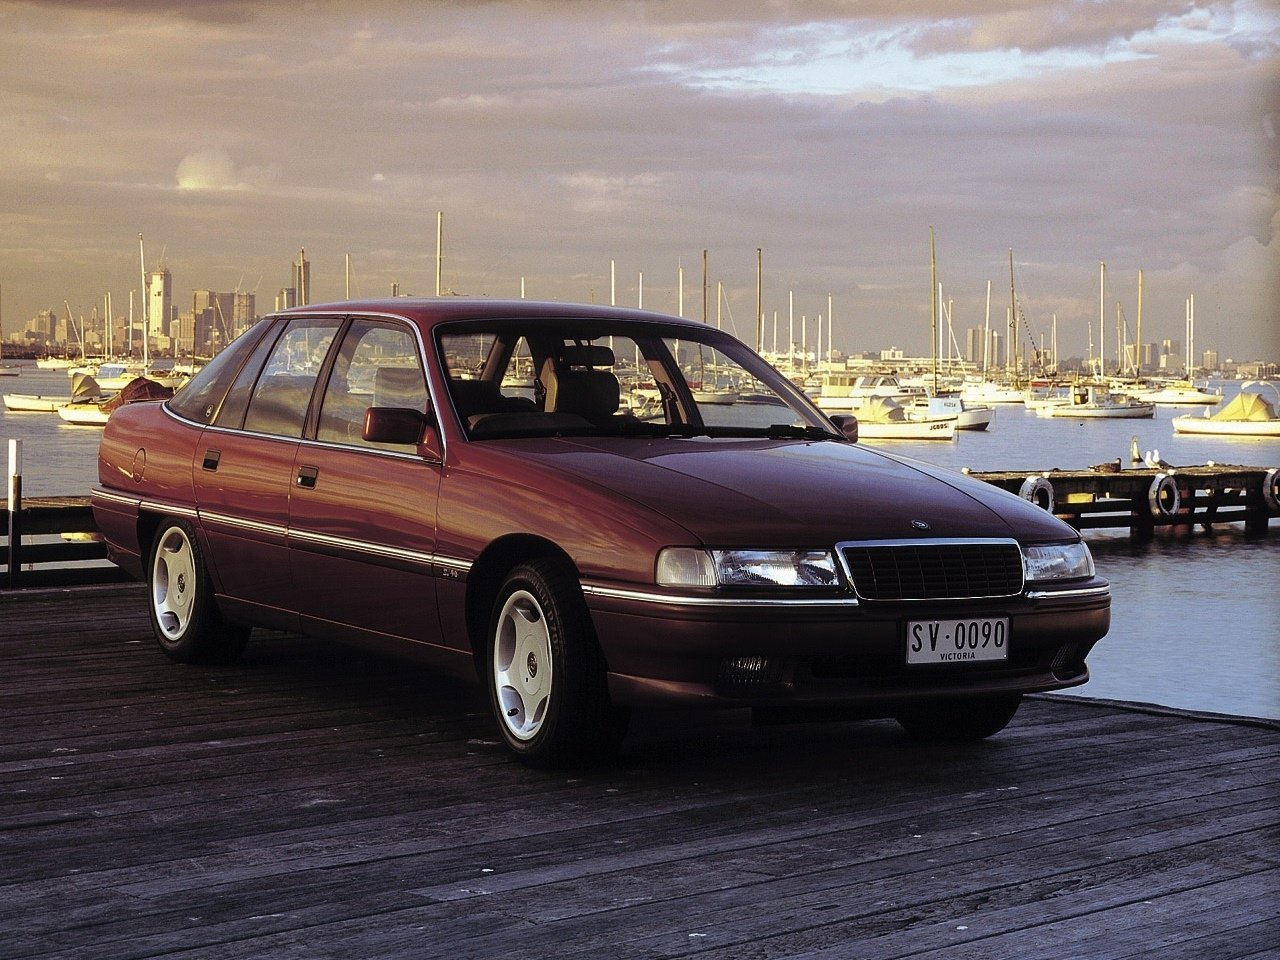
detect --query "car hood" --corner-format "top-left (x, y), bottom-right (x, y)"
top-left (507, 436), bottom-right (1073, 545)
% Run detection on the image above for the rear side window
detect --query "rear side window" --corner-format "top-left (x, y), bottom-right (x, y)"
top-left (241, 318), bottom-right (341, 437)
top-left (166, 321), bottom-right (270, 424)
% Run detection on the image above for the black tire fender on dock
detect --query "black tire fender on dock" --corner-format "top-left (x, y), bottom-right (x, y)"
top-left (1019, 475), bottom-right (1054, 513)
top-left (1264, 467), bottom-right (1280, 513)
top-left (1149, 472), bottom-right (1181, 518)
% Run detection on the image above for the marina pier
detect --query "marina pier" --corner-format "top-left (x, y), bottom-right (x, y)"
top-left (2, 583), bottom-right (1276, 959)
top-left (969, 463), bottom-right (1280, 540)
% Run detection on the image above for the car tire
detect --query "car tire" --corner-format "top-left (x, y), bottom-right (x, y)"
top-left (147, 520), bottom-right (250, 664)
top-left (895, 694), bottom-right (1022, 742)
top-left (486, 558), bottom-right (626, 767)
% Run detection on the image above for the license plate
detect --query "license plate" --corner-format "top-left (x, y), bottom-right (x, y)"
top-left (906, 617), bottom-right (1009, 665)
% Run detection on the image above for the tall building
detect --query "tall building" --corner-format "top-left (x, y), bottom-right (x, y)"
top-left (193, 290), bottom-right (236, 347)
top-left (232, 292), bottom-right (256, 334)
top-left (276, 287), bottom-right (297, 312)
top-left (27, 309), bottom-right (56, 340)
top-left (145, 267), bottom-right (172, 345)
top-left (176, 311), bottom-right (195, 355)
top-left (965, 326), bottom-right (997, 368)
top-left (292, 249), bottom-right (310, 306)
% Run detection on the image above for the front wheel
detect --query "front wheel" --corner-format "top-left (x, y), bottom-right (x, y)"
top-left (148, 520), bottom-right (249, 664)
top-left (487, 559), bottom-right (626, 767)
top-left (896, 694), bottom-right (1022, 742)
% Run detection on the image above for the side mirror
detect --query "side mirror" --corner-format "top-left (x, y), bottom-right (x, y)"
top-left (829, 414), bottom-right (859, 443)
top-left (363, 406), bottom-right (429, 445)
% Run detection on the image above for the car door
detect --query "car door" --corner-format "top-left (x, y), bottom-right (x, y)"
top-left (192, 315), bottom-right (341, 627)
top-left (287, 316), bottom-right (446, 646)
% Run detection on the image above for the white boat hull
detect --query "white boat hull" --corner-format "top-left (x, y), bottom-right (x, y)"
top-left (1049, 403), bottom-right (1155, 419)
top-left (1136, 390), bottom-right (1222, 405)
top-left (1172, 415), bottom-right (1280, 436)
top-left (3, 393), bottom-right (70, 412)
top-left (858, 417), bottom-right (958, 440)
top-left (57, 403), bottom-right (110, 425)
top-left (960, 383), bottom-right (1026, 404)
top-left (911, 396), bottom-right (993, 431)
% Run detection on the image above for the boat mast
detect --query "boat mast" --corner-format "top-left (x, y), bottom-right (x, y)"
top-left (929, 227), bottom-right (938, 392)
top-left (755, 247), bottom-right (762, 353)
top-left (1116, 301), bottom-right (1123, 377)
top-left (1098, 261), bottom-right (1105, 378)
top-left (983, 279), bottom-right (991, 375)
top-left (1187, 294), bottom-right (1195, 376)
top-left (1007, 249), bottom-right (1016, 379)
top-left (435, 211), bottom-right (443, 298)
top-left (701, 249), bottom-right (708, 324)
top-left (1136, 268), bottom-right (1143, 376)
top-left (1051, 313), bottom-right (1058, 375)
top-left (827, 293), bottom-right (833, 369)
top-left (139, 233), bottom-right (148, 367)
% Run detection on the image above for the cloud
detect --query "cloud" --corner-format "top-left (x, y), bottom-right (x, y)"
top-left (0, 0), bottom-right (1275, 360)
top-left (175, 150), bottom-right (242, 191)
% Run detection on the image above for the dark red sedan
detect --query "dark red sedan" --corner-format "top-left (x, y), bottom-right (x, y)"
top-left (93, 299), bottom-right (1110, 765)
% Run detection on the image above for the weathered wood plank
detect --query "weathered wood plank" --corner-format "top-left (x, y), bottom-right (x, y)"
top-left (1, 585), bottom-right (1275, 960)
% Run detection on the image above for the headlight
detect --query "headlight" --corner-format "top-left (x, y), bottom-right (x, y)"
top-left (1022, 541), bottom-right (1094, 582)
top-left (656, 548), bottom-right (838, 588)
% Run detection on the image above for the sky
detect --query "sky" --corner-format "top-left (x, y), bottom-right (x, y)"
top-left (1, 0), bottom-right (1277, 364)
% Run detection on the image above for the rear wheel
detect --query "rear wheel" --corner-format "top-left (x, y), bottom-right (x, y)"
top-left (896, 694), bottom-right (1022, 742)
top-left (487, 558), bottom-right (626, 767)
top-left (148, 520), bottom-right (249, 664)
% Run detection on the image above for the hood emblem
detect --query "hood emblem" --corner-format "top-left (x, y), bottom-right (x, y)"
top-left (911, 519), bottom-right (931, 531)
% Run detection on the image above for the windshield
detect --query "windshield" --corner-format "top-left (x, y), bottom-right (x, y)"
top-left (437, 319), bottom-right (836, 441)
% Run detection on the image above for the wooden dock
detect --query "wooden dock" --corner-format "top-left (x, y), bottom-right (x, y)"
top-left (969, 463), bottom-right (1279, 540)
top-left (2, 585), bottom-right (1276, 959)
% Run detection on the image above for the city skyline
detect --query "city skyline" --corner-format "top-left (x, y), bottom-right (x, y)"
top-left (1, 1), bottom-right (1277, 363)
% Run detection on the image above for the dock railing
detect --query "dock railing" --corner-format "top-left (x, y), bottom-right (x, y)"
top-left (3, 439), bottom-right (130, 590)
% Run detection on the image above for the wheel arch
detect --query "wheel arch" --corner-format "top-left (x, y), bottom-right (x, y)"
top-left (464, 534), bottom-right (580, 667)
top-left (136, 510), bottom-right (165, 566)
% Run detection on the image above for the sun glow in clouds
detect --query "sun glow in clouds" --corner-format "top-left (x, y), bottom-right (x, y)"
top-left (175, 150), bottom-right (244, 191)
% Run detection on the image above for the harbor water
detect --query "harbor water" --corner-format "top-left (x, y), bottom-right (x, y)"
top-left (3, 365), bottom-right (1277, 721)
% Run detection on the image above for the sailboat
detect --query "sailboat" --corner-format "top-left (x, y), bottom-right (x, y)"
top-left (1048, 384), bottom-right (1154, 419)
top-left (1129, 378), bottom-right (1222, 405)
top-left (1172, 383), bottom-right (1280, 436)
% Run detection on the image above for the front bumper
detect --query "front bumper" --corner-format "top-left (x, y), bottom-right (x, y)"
top-left (584, 578), bottom-right (1111, 712)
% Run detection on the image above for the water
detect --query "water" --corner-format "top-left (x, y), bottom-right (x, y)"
top-left (3, 365), bottom-right (1277, 720)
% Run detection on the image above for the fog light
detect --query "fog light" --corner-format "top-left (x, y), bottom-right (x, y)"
top-left (1051, 643), bottom-right (1084, 681)
top-left (716, 656), bottom-right (784, 694)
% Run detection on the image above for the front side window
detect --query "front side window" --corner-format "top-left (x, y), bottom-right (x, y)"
top-left (166, 321), bottom-right (269, 425)
top-left (317, 319), bottom-right (427, 449)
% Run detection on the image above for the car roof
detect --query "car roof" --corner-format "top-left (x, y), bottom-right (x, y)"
top-left (269, 297), bottom-right (720, 337)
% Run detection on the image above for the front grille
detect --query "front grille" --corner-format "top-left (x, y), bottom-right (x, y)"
top-left (838, 539), bottom-right (1024, 601)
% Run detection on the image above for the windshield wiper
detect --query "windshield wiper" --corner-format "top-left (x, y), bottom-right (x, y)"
top-left (764, 423), bottom-right (840, 440)
top-left (655, 424), bottom-right (838, 440)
